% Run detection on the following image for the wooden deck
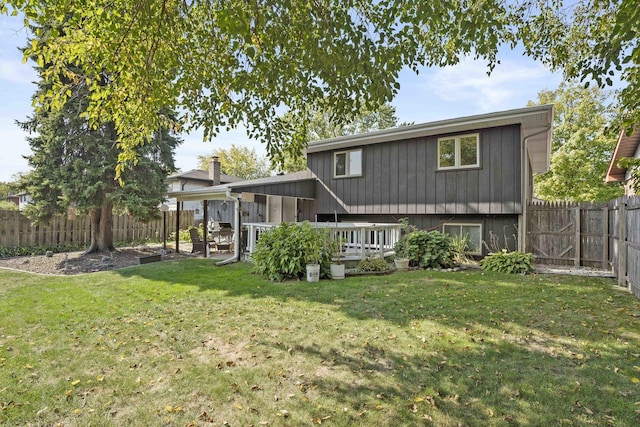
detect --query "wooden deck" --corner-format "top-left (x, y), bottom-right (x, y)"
top-left (244, 222), bottom-right (401, 261)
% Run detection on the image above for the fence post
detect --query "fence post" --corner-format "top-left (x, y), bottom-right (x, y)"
top-left (618, 200), bottom-right (627, 288)
top-left (574, 206), bottom-right (581, 267)
top-left (602, 206), bottom-right (609, 270)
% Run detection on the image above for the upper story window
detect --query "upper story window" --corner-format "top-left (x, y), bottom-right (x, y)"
top-left (334, 149), bottom-right (362, 178)
top-left (438, 133), bottom-right (479, 169)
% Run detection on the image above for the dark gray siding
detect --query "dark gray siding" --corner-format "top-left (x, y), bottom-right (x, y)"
top-left (316, 213), bottom-right (519, 255)
top-left (298, 199), bottom-right (316, 222)
top-left (308, 125), bottom-right (522, 216)
top-left (231, 179), bottom-right (316, 199)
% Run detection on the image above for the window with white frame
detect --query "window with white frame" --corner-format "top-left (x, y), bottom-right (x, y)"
top-left (438, 133), bottom-right (479, 169)
top-left (334, 149), bottom-right (362, 178)
top-left (443, 223), bottom-right (482, 255)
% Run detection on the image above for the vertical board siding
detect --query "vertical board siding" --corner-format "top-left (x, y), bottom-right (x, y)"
top-left (415, 140), bottom-right (427, 213)
top-left (307, 124), bottom-right (522, 216)
top-left (0, 210), bottom-right (194, 250)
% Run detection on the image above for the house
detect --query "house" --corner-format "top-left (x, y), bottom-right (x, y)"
top-left (605, 127), bottom-right (640, 196)
top-left (169, 104), bottom-right (554, 258)
top-left (2, 194), bottom-right (19, 208)
top-left (2, 192), bottom-right (32, 211)
top-left (165, 156), bottom-right (242, 224)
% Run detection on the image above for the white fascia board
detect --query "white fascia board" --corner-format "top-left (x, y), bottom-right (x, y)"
top-left (307, 104), bottom-right (554, 154)
top-left (168, 186), bottom-right (239, 202)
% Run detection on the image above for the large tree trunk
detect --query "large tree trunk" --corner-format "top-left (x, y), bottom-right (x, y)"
top-left (85, 202), bottom-right (116, 254)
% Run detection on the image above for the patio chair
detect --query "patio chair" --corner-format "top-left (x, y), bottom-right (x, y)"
top-left (189, 228), bottom-right (205, 253)
top-left (210, 222), bottom-right (234, 252)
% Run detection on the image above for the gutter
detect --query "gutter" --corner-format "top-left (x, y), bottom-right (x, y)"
top-left (215, 189), bottom-right (242, 266)
top-left (520, 124), bottom-right (553, 252)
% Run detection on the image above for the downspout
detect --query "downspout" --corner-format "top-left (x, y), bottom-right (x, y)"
top-left (520, 125), bottom-right (552, 252)
top-left (216, 189), bottom-right (242, 266)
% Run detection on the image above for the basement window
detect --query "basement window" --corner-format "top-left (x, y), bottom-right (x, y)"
top-left (443, 223), bottom-right (482, 255)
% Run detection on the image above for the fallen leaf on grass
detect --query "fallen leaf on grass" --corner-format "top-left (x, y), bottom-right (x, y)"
top-left (277, 409), bottom-right (289, 418)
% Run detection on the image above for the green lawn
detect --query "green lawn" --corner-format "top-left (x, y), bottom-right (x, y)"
top-left (1, 260), bottom-right (639, 426)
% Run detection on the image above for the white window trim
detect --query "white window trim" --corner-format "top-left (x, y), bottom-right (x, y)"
top-left (437, 133), bottom-right (480, 170)
top-left (334, 149), bottom-right (363, 178)
top-left (443, 222), bottom-right (483, 255)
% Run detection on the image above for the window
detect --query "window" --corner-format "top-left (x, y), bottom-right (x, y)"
top-left (443, 223), bottom-right (482, 255)
top-left (438, 133), bottom-right (479, 169)
top-left (334, 149), bottom-right (362, 178)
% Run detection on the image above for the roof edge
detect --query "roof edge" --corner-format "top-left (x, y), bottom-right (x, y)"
top-left (307, 104), bottom-right (554, 153)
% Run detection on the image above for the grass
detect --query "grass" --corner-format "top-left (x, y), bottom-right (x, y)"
top-left (1, 260), bottom-right (639, 426)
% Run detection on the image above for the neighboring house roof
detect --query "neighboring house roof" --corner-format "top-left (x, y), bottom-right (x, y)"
top-left (606, 127), bottom-right (640, 183)
top-left (166, 169), bottom-right (243, 184)
top-left (307, 104), bottom-right (554, 173)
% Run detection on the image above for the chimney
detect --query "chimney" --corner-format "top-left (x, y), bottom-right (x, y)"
top-left (209, 156), bottom-right (221, 185)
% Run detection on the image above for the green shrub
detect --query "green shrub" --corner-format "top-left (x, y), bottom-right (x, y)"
top-left (396, 229), bottom-right (455, 269)
top-left (251, 222), bottom-right (333, 281)
top-left (479, 250), bottom-right (533, 274)
top-left (357, 257), bottom-right (390, 272)
top-left (0, 244), bottom-right (87, 258)
top-left (451, 234), bottom-right (475, 265)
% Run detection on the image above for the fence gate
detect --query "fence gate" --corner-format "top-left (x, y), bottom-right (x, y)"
top-left (526, 202), bottom-right (608, 269)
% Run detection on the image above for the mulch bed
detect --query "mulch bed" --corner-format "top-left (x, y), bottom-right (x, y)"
top-left (0, 244), bottom-right (194, 275)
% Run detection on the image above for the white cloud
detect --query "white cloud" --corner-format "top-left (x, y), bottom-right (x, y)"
top-left (426, 56), bottom-right (562, 112)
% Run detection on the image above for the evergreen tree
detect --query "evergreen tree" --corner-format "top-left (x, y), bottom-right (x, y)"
top-left (18, 25), bottom-right (182, 254)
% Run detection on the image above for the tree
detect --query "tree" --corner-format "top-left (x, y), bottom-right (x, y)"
top-left (528, 81), bottom-right (623, 202)
top-left (1, 1), bottom-right (637, 169)
top-left (17, 25), bottom-right (182, 254)
top-left (0, 181), bottom-right (15, 198)
top-left (0, 0), bottom-right (518, 173)
top-left (196, 145), bottom-right (271, 180)
top-left (275, 103), bottom-right (406, 173)
top-left (0, 200), bottom-right (19, 211)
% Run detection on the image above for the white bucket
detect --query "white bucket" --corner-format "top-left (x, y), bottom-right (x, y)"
top-left (306, 264), bottom-right (320, 282)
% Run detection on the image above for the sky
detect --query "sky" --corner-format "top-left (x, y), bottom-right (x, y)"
top-left (0, 15), bottom-right (564, 183)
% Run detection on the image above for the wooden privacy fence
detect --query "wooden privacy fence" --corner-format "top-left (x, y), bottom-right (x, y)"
top-left (609, 196), bottom-right (640, 298)
top-left (527, 196), bottom-right (640, 298)
top-left (0, 210), bottom-right (194, 249)
top-left (527, 201), bottom-right (608, 269)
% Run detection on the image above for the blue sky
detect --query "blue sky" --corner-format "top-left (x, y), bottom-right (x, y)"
top-left (0, 15), bottom-right (564, 182)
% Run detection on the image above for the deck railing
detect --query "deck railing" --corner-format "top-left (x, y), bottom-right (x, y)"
top-left (244, 222), bottom-right (402, 261)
